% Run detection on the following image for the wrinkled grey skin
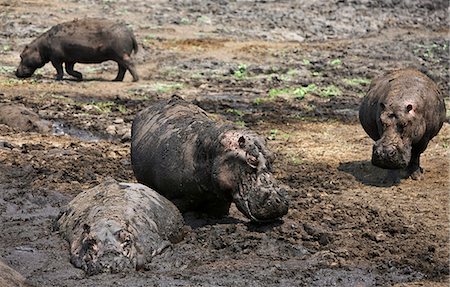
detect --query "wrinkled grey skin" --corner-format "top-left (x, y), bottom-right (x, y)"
top-left (16, 18), bottom-right (139, 81)
top-left (0, 260), bottom-right (30, 287)
top-left (57, 179), bottom-right (184, 275)
top-left (359, 68), bottom-right (446, 183)
top-left (0, 104), bottom-right (52, 133)
top-left (131, 96), bottom-right (289, 222)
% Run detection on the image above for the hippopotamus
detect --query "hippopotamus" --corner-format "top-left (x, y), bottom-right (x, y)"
top-left (0, 260), bottom-right (30, 287)
top-left (359, 68), bottom-right (446, 183)
top-left (0, 104), bottom-right (52, 133)
top-left (131, 96), bottom-right (289, 222)
top-left (16, 18), bottom-right (139, 81)
top-left (57, 179), bottom-right (184, 275)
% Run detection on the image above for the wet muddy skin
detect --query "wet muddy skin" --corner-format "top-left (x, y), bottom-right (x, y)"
top-left (0, 0), bottom-right (449, 286)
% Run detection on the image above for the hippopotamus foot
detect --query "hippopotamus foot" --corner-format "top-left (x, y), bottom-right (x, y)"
top-left (65, 62), bottom-right (83, 80)
top-left (382, 169), bottom-right (401, 185)
top-left (407, 166), bottom-right (424, 180)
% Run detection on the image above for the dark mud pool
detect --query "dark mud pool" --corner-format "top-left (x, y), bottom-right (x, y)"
top-left (0, 0), bottom-right (449, 286)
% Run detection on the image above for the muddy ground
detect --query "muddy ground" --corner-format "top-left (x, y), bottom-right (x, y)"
top-left (0, 0), bottom-right (449, 286)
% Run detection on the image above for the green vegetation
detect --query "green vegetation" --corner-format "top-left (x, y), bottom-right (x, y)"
top-left (197, 15), bottom-right (211, 24)
top-left (290, 156), bottom-right (303, 165)
top-left (143, 34), bottom-right (157, 43)
top-left (318, 84), bottom-right (342, 97)
top-left (287, 69), bottom-right (298, 76)
top-left (268, 84), bottom-right (317, 100)
top-left (0, 65), bottom-right (16, 75)
top-left (235, 120), bottom-right (246, 127)
top-left (413, 42), bottom-right (448, 64)
top-left (2, 45), bottom-right (11, 52)
top-left (1, 78), bottom-right (37, 86)
top-left (265, 83), bottom-right (341, 100)
top-left (233, 64), bottom-right (248, 79)
top-left (268, 129), bottom-right (278, 140)
top-left (153, 82), bottom-right (184, 93)
top-left (226, 108), bottom-right (244, 117)
top-left (180, 17), bottom-right (190, 25)
top-left (342, 77), bottom-right (371, 86)
top-left (302, 59), bottom-right (311, 66)
top-left (267, 129), bottom-right (290, 141)
top-left (329, 58), bottom-right (342, 66)
top-left (88, 101), bottom-right (127, 114)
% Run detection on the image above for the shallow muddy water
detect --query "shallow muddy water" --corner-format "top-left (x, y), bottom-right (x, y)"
top-left (0, 0), bottom-right (448, 286)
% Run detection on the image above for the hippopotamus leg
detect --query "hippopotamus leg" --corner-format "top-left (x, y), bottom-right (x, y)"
top-left (65, 62), bottom-right (83, 80)
top-left (114, 63), bottom-right (127, 82)
top-left (51, 60), bottom-right (64, 80)
top-left (406, 147), bottom-right (424, 180)
top-left (114, 54), bottom-right (138, 82)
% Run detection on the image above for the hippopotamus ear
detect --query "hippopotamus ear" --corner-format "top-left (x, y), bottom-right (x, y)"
top-left (406, 104), bottom-right (414, 114)
top-left (237, 136), bottom-right (260, 169)
top-left (238, 136), bottom-right (246, 148)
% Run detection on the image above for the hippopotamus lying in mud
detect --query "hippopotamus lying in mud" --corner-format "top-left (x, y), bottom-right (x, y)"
top-left (57, 179), bottom-right (184, 275)
top-left (0, 259), bottom-right (30, 287)
top-left (0, 104), bottom-right (52, 133)
top-left (359, 68), bottom-right (446, 183)
top-left (131, 96), bottom-right (289, 222)
top-left (16, 18), bottom-right (139, 82)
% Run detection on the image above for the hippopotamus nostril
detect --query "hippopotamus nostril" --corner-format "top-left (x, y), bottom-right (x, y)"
top-left (387, 148), bottom-right (396, 158)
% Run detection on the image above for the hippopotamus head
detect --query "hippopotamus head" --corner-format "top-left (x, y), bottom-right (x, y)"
top-left (16, 42), bottom-right (47, 78)
top-left (213, 130), bottom-right (289, 222)
top-left (372, 100), bottom-right (425, 169)
top-left (69, 219), bottom-right (143, 275)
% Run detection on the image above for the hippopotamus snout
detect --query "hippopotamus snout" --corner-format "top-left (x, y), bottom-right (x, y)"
top-left (15, 66), bottom-right (34, 78)
top-left (372, 140), bottom-right (411, 169)
top-left (233, 172), bottom-right (289, 222)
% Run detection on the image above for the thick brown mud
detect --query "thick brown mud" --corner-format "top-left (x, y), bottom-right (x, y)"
top-left (0, 0), bottom-right (448, 286)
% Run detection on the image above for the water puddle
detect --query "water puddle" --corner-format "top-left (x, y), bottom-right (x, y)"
top-left (52, 121), bottom-right (109, 142)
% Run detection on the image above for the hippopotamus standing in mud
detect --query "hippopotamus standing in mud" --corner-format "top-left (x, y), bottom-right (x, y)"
top-left (16, 18), bottom-right (139, 81)
top-left (57, 179), bottom-right (184, 275)
top-left (131, 96), bottom-right (289, 222)
top-left (359, 68), bottom-right (446, 183)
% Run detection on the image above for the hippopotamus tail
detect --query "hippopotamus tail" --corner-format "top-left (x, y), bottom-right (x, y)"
top-left (131, 33), bottom-right (138, 54)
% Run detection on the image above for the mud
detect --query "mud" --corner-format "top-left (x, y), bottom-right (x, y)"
top-left (0, 0), bottom-right (448, 286)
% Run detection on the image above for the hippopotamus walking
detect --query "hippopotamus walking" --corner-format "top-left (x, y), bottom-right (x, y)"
top-left (131, 96), bottom-right (289, 222)
top-left (359, 68), bottom-right (446, 183)
top-left (16, 18), bottom-right (139, 81)
top-left (57, 179), bottom-right (184, 275)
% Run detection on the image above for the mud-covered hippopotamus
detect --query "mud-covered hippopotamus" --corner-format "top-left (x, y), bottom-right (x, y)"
top-left (131, 96), bottom-right (289, 222)
top-left (16, 18), bottom-right (139, 81)
top-left (57, 179), bottom-right (184, 275)
top-left (0, 104), bottom-right (52, 133)
top-left (359, 68), bottom-right (446, 183)
top-left (0, 259), bottom-right (30, 287)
